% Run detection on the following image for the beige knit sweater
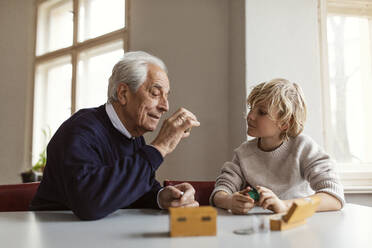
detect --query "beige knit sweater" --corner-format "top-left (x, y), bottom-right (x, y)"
top-left (211, 134), bottom-right (345, 207)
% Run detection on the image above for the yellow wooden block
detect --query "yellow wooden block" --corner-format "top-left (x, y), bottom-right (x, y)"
top-left (169, 206), bottom-right (217, 237)
top-left (270, 195), bottom-right (320, 231)
top-left (270, 217), bottom-right (307, 231)
top-left (282, 195), bottom-right (321, 223)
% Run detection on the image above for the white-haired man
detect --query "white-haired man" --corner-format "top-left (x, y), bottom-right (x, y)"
top-left (30, 51), bottom-right (200, 220)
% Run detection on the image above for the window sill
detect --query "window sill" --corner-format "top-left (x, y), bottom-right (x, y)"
top-left (344, 186), bottom-right (372, 194)
top-left (338, 170), bottom-right (372, 193)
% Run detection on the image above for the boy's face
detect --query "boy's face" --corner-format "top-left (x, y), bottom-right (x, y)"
top-left (246, 102), bottom-right (283, 141)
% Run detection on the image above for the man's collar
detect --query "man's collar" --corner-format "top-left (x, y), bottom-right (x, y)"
top-left (105, 102), bottom-right (133, 139)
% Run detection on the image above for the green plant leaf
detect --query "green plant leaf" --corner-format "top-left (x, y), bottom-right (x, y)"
top-left (32, 126), bottom-right (51, 172)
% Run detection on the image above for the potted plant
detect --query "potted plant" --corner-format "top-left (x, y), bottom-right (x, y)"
top-left (21, 127), bottom-right (50, 183)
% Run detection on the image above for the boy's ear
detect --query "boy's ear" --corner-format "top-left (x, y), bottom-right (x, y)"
top-left (279, 121), bottom-right (289, 131)
top-left (281, 123), bottom-right (289, 131)
top-left (117, 83), bottom-right (129, 105)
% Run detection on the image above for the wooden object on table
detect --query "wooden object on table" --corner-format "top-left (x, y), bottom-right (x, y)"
top-left (270, 216), bottom-right (307, 231)
top-left (169, 206), bottom-right (217, 237)
top-left (270, 195), bottom-right (321, 231)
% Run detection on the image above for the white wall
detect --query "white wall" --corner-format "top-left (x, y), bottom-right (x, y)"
top-left (228, 0), bottom-right (247, 154)
top-left (245, 0), bottom-right (324, 145)
top-left (0, 0), bottom-right (34, 184)
top-left (130, 0), bottom-right (235, 183)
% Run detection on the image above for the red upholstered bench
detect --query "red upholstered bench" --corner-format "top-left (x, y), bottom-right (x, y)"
top-left (0, 182), bottom-right (40, 211)
top-left (163, 180), bottom-right (215, 206)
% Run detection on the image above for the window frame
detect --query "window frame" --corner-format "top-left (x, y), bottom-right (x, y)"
top-left (30, 0), bottom-right (130, 165)
top-left (318, 0), bottom-right (372, 192)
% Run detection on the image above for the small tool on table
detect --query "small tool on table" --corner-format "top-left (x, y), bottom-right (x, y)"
top-left (241, 187), bottom-right (260, 201)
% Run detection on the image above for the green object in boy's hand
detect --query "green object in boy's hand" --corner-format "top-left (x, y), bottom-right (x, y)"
top-left (247, 188), bottom-right (260, 201)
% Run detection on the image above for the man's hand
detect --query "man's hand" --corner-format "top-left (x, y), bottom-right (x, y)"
top-left (151, 108), bottom-right (200, 157)
top-left (229, 187), bottom-right (255, 214)
top-left (256, 186), bottom-right (289, 213)
top-left (158, 183), bottom-right (199, 209)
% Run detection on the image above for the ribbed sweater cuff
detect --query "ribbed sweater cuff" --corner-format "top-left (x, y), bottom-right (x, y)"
top-left (139, 145), bottom-right (164, 171)
top-left (209, 186), bottom-right (233, 206)
top-left (314, 181), bottom-right (346, 208)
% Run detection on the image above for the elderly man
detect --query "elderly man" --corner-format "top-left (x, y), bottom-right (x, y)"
top-left (30, 51), bottom-right (200, 220)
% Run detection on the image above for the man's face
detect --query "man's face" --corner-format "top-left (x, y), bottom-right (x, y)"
top-left (123, 64), bottom-right (170, 136)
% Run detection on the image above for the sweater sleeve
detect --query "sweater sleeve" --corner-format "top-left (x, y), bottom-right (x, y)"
top-left (299, 136), bottom-right (345, 208)
top-left (209, 153), bottom-right (247, 206)
top-left (127, 180), bottom-right (162, 209)
top-left (60, 133), bottom-right (164, 220)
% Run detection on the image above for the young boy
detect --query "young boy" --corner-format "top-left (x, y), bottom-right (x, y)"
top-left (210, 78), bottom-right (345, 214)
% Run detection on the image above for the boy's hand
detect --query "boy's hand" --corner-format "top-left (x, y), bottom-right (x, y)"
top-left (256, 186), bottom-right (289, 213)
top-left (229, 187), bottom-right (255, 214)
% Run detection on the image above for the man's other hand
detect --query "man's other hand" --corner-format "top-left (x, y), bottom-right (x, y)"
top-left (158, 183), bottom-right (199, 209)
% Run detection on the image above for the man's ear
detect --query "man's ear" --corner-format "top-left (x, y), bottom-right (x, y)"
top-left (117, 83), bottom-right (129, 105)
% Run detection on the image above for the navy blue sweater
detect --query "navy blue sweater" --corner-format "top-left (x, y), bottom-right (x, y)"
top-left (30, 105), bottom-right (164, 220)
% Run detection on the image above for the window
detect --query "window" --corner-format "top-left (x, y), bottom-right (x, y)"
top-left (319, 0), bottom-right (372, 190)
top-left (32, 0), bottom-right (128, 165)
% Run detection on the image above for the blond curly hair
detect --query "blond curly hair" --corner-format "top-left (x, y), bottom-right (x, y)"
top-left (247, 78), bottom-right (307, 140)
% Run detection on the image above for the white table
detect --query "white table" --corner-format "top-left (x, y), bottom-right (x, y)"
top-left (0, 204), bottom-right (371, 248)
